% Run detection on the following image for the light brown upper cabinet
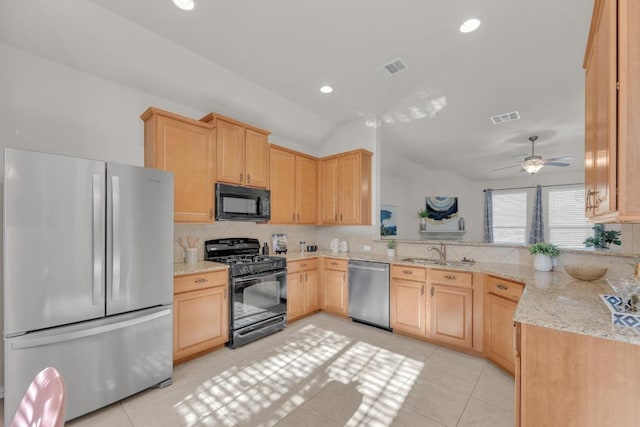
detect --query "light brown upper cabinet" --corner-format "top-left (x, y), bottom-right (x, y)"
top-left (141, 107), bottom-right (215, 223)
top-left (583, 0), bottom-right (640, 222)
top-left (200, 113), bottom-right (269, 188)
top-left (319, 149), bottom-right (372, 225)
top-left (269, 145), bottom-right (318, 224)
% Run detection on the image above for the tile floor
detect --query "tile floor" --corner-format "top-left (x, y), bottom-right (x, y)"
top-left (19, 313), bottom-right (515, 426)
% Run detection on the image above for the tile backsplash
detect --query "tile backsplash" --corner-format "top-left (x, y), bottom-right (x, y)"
top-left (174, 222), bottom-right (639, 278)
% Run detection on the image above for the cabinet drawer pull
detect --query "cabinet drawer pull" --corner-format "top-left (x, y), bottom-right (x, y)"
top-left (194, 278), bottom-right (208, 284)
top-left (497, 284), bottom-right (509, 291)
top-left (301, 263), bottom-right (307, 267)
top-left (331, 262), bottom-right (338, 266)
top-left (444, 275), bottom-right (456, 280)
top-left (403, 270), bottom-right (413, 275)
top-left (430, 286), bottom-right (434, 297)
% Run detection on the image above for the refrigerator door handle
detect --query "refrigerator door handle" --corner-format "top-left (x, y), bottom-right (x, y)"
top-left (111, 175), bottom-right (121, 301)
top-left (92, 174), bottom-right (103, 305)
top-left (9, 308), bottom-right (172, 350)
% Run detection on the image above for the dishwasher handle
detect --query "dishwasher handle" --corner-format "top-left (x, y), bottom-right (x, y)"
top-left (349, 264), bottom-right (389, 273)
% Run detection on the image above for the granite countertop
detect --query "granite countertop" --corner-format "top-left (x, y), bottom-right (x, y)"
top-left (176, 251), bottom-right (640, 346)
top-left (174, 261), bottom-right (229, 276)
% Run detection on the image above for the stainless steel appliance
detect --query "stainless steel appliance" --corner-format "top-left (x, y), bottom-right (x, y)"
top-left (3, 148), bottom-right (174, 424)
top-left (348, 260), bottom-right (391, 330)
top-left (205, 238), bottom-right (287, 348)
top-left (215, 183), bottom-right (270, 222)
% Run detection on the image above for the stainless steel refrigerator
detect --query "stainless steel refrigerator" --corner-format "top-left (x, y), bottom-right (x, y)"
top-left (3, 148), bottom-right (174, 424)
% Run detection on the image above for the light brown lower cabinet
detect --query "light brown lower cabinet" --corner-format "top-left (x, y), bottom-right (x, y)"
top-left (321, 258), bottom-right (349, 316)
top-left (173, 270), bottom-right (229, 364)
top-left (483, 275), bottom-right (524, 375)
top-left (390, 266), bottom-right (474, 349)
top-left (390, 265), bottom-right (428, 336)
top-left (287, 258), bottom-right (319, 321)
top-left (516, 323), bottom-right (640, 426)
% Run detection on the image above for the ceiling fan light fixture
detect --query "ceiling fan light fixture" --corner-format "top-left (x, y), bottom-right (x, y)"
top-left (523, 160), bottom-right (544, 174)
top-left (173, 0), bottom-right (195, 11)
top-left (319, 85), bottom-right (333, 94)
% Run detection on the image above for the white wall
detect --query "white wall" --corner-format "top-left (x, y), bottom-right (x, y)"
top-left (380, 143), bottom-right (484, 241)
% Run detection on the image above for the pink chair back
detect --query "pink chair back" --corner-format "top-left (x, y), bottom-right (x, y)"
top-left (10, 367), bottom-right (67, 427)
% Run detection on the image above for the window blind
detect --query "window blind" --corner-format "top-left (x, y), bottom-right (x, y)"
top-left (492, 191), bottom-right (527, 244)
top-left (546, 187), bottom-right (592, 247)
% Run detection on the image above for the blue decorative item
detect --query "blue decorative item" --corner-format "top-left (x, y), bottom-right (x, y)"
top-left (426, 196), bottom-right (458, 222)
top-left (380, 204), bottom-right (398, 236)
top-left (600, 295), bottom-right (640, 328)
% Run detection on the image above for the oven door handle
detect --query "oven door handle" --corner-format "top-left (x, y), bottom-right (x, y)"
top-left (232, 270), bottom-right (287, 286)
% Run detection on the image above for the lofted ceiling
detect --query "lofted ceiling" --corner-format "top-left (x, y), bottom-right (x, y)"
top-left (0, 0), bottom-right (594, 181)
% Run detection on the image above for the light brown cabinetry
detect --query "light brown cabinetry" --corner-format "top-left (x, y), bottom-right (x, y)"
top-left (428, 270), bottom-right (473, 348)
top-left (141, 107), bottom-right (215, 223)
top-left (516, 323), bottom-right (640, 426)
top-left (390, 265), bottom-right (428, 336)
top-left (269, 145), bottom-right (318, 224)
top-left (483, 275), bottom-right (524, 375)
top-left (583, 0), bottom-right (640, 222)
top-left (201, 114), bottom-right (270, 188)
top-left (319, 150), bottom-right (372, 225)
top-left (173, 270), bottom-right (229, 364)
top-left (321, 258), bottom-right (349, 316)
top-left (287, 258), bottom-right (319, 321)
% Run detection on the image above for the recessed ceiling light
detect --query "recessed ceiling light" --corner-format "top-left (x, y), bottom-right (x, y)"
top-left (320, 85), bottom-right (333, 94)
top-left (173, 0), bottom-right (195, 11)
top-left (459, 17), bottom-right (482, 33)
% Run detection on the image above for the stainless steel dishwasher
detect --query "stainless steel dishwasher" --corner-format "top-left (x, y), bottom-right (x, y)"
top-left (348, 260), bottom-right (391, 330)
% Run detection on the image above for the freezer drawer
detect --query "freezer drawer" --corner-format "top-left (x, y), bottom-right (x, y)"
top-left (4, 305), bottom-right (173, 424)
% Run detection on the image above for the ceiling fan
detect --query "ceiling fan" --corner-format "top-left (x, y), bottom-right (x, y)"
top-left (493, 136), bottom-right (574, 175)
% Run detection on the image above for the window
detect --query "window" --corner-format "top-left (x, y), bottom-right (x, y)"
top-left (490, 185), bottom-right (592, 248)
top-left (492, 191), bottom-right (528, 244)
top-left (545, 186), bottom-right (593, 248)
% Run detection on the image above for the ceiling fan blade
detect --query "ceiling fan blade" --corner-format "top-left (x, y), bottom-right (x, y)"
top-left (492, 164), bottom-right (522, 171)
top-left (545, 156), bottom-right (575, 162)
top-left (544, 162), bottom-right (571, 167)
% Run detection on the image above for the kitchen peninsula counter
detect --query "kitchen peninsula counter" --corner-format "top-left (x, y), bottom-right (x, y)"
top-left (177, 251), bottom-right (640, 346)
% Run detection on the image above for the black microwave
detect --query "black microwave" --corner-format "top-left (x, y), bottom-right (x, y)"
top-left (215, 183), bottom-right (270, 222)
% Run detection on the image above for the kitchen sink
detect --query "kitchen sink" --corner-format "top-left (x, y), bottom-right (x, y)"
top-left (401, 258), bottom-right (475, 267)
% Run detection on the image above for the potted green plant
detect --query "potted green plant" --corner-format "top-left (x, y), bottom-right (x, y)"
top-left (529, 242), bottom-right (560, 272)
top-left (584, 228), bottom-right (622, 249)
top-left (386, 239), bottom-right (397, 258)
top-left (417, 209), bottom-right (428, 231)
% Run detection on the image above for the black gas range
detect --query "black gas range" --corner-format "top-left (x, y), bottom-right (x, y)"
top-left (205, 238), bottom-right (287, 348)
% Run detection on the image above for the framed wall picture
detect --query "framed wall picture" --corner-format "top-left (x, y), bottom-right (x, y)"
top-left (380, 204), bottom-right (398, 236)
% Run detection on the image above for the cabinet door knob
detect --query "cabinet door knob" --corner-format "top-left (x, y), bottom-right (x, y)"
top-left (247, 174), bottom-right (251, 183)
top-left (430, 286), bottom-right (434, 297)
top-left (240, 172), bottom-right (243, 182)
top-left (420, 285), bottom-right (424, 296)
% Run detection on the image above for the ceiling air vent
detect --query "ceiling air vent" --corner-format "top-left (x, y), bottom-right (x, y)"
top-left (490, 111), bottom-right (520, 125)
top-left (375, 58), bottom-right (408, 78)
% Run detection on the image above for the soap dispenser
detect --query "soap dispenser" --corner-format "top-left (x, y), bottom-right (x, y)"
top-left (262, 242), bottom-right (269, 255)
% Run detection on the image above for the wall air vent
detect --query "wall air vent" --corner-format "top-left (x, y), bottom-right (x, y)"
top-left (375, 58), bottom-right (408, 78)
top-left (490, 111), bottom-right (520, 125)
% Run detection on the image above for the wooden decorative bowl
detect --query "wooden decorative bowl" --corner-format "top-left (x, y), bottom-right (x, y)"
top-left (564, 265), bottom-right (608, 282)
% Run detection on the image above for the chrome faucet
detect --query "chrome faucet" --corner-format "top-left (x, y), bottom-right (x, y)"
top-left (428, 244), bottom-right (446, 261)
